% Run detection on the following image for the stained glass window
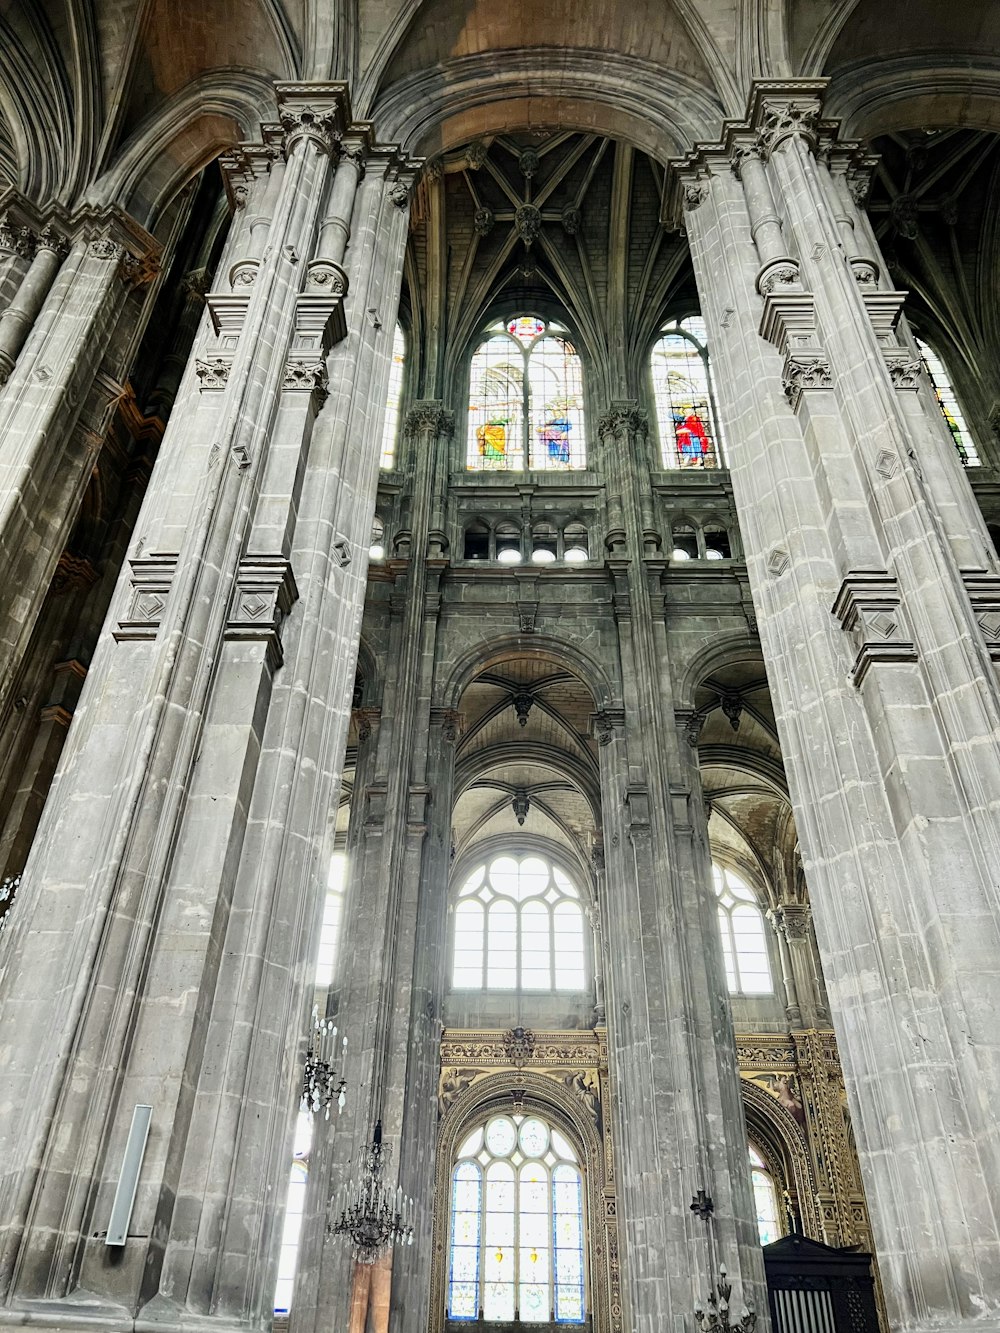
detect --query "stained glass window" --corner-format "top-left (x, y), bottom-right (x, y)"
top-left (452, 855), bottom-right (587, 992)
top-left (468, 317), bottom-right (586, 471)
top-left (916, 338), bottom-right (980, 466)
top-left (651, 316), bottom-right (722, 469)
top-left (380, 323), bottom-right (406, 468)
top-left (713, 863), bottom-right (773, 995)
top-left (749, 1145), bottom-right (782, 1245)
top-left (447, 1114), bottom-right (585, 1323)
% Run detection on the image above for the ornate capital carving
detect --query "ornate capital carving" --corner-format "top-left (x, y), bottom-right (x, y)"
top-left (884, 354), bottom-right (922, 391)
top-left (597, 403), bottom-right (648, 440)
top-left (782, 354), bottom-right (832, 409)
top-left (768, 902), bottom-right (812, 941)
top-left (404, 401), bottom-right (455, 438)
top-left (195, 358), bottom-right (232, 391)
top-left (755, 97), bottom-right (823, 159)
top-left (283, 359), bottom-right (329, 407)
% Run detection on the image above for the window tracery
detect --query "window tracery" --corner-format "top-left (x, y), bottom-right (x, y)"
top-left (448, 1113), bottom-right (586, 1323)
top-left (915, 337), bottom-right (980, 466)
top-left (650, 317), bottom-right (722, 469)
top-left (452, 855), bottom-right (588, 992)
top-left (461, 517), bottom-right (590, 565)
top-left (713, 863), bottom-right (773, 995)
top-left (468, 317), bottom-right (586, 471)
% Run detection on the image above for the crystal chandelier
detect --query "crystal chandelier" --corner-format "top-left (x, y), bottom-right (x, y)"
top-left (300, 1006), bottom-right (347, 1121)
top-left (695, 1265), bottom-right (757, 1333)
top-left (329, 1120), bottom-right (415, 1263)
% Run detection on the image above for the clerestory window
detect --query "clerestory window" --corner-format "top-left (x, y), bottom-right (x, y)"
top-left (713, 863), bottom-right (773, 996)
top-left (468, 316), bottom-right (586, 471)
top-left (915, 338), bottom-right (980, 466)
top-left (452, 855), bottom-right (587, 992)
top-left (650, 316), bottom-right (723, 468)
top-left (448, 1114), bottom-right (586, 1323)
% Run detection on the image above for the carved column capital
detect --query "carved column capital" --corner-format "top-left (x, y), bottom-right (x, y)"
top-left (597, 402), bottom-right (648, 441)
top-left (404, 401), bottom-right (455, 438)
top-left (275, 82), bottom-right (352, 158)
top-left (767, 902), bottom-right (812, 942)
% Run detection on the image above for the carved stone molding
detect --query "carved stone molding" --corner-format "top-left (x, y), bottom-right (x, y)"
top-left (225, 556), bottom-right (299, 670)
top-left (831, 570), bottom-right (917, 685)
top-left (440, 1028), bottom-right (607, 1070)
top-left (114, 554), bottom-right (178, 642)
top-left (782, 354), bottom-right (832, 409)
top-left (403, 401), bottom-right (455, 438)
top-left (51, 552), bottom-right (99, 595)
top-left (429, 707), bottom-right (465, 743)
top-left (0, 213), bottom-right (36, 259)
top-left (755, 97), bottom-right (823, 159)
top-left (683, 181), bottom-right (708, 211)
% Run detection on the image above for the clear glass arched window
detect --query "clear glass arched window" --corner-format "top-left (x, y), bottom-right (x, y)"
top-left (273, 1113), bottom-right (313, 1313)
top-left (380, 324), bottom-right (406, 468)
top-left (713, 863), bottom-right (773, 995)
top-left (448, 1114), bottom-right (586, 1323)
top-left (651, 316), bottom-right (722, 469)
top-left (453, 854), bottom-right (587, 992)
top-left (916, 338), bottom-right (980, 466)
top-left (749, 1145), bottom-right (782, 1245)
top-left (468, 316), bottom-right (586, 471)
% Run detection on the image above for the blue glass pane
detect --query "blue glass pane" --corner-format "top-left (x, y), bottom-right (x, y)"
top-left (449, 1166), bottom-right (481, 1320)
top-left (448, 1279), bottom-right (478, 1320)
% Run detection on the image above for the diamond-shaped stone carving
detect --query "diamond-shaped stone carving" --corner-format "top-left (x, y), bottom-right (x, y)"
top-left (875, 449), bottom-right (899, 479)
top-left (977, 612), bottom-right (1000, 642)
top-left (767, 547), bottom-right (790, 578)
top-left (868, 612), bottom-right (897, 639)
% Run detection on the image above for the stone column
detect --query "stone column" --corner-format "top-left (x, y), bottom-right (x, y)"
top-left (0, 213), bottom-right (158, 721)
top-left (0, 83), bottom-right (417, 1333)
top-left (0, 209), bottom-right (36, 307)
top-left (766, 906), bottom-right (804, 1028)
top-left (594, 404), bottom-right (765, 1333)
top-left (673, 79), bottom-right (1000, 1333)
top-left (293, 403), bottom-right (454, 1333)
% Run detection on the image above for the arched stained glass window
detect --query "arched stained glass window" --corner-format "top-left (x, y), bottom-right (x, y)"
top-left (452, 855), bottom-right (587, 992)
top-left (380, 324), bottom-right (406, 468)
top-left (713, 863), bottom-right (773, 995)
top-left (468, 316), bottom-right (586, 471)
top-left (916, 338), bottom-right (980, 466)
top-left (749, 1145), bottom-right (782, 1245)
top-left (651, 316), bottom-right (722, 469)
top-left (448, 1114), bottom-right (586, 1323)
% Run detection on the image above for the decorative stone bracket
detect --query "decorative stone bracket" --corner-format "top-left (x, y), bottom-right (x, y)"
top-left (224, 555), bottom-right (299, 670)
top-left (113, 554), bottom-right (178, 642)
top-left (831, 570), bottom-right (917, 685)
top-left (962, 572), bottom-right (1000, 661)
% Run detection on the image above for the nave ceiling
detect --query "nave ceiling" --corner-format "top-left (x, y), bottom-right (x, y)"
top-left (3, 0), bottom-right (1000, 231)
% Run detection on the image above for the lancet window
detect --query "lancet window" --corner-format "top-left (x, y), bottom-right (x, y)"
top-left (749, 1145), bottom-right (782, 1245)
top-left (713, 863), bottom-right (772, 995)
top-left (916, 337), bottom-right (980, 466)
top-left (452, 854), bottom-right (587, 992)
top-left (448, 1113), bottom-right (586, 1323)
top-left (274, 1114), bottom-right (312, 1313)
top-left (380, 323), bottom-right (406, 468)
top-left (650, 317), bottom-right (722, 468)
top-left (467, 316), bottom-right (586, 471)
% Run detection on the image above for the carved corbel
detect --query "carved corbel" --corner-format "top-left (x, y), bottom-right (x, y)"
top-left (831, 570), bottom-right (917, 685)
top-left (224, 556), bottom-right (299, 671)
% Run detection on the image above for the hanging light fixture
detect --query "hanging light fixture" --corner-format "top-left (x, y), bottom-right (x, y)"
top-left (329, 1120), bottom-right (415, 1263)
top-left (694, 1265), bottom-right (757, 1333)
top-left (301, 1005), bottom-right (347, 1121)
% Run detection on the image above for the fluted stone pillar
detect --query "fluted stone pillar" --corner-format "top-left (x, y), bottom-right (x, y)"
top-left (594, 403), bottom-right (765, 1333)
top-left (0, 82), bottom-right (416, 1333)
top-left (0, 212), bottom-right (158, 722)
top-left (292, 403), bottom-right (454, 1333)
top-left (673, 79), bottom-right (1000, 1333)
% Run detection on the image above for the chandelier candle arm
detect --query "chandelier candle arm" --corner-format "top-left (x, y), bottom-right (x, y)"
top-left (300, 1004), bottom-right (348, 1120)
